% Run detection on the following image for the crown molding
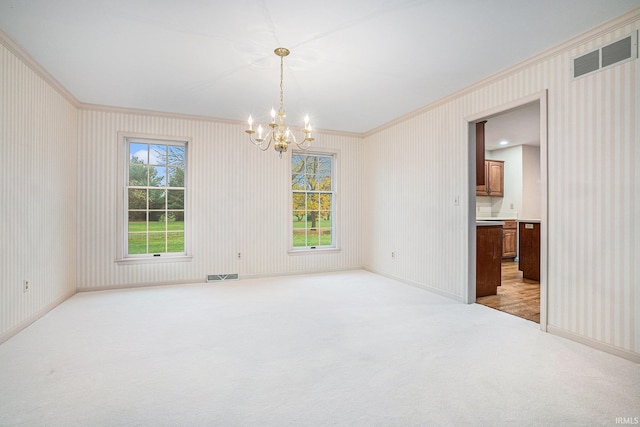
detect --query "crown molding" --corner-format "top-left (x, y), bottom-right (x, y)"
top-left (0, 28), bottom-right (80, 108)
top-left (80, 102), bottom-right (364, 139)
top-left (364, 6), bottom-right (640, 137)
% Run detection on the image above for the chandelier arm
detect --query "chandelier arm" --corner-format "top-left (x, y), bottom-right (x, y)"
top-left (247, 131), bottom-right (274, 151)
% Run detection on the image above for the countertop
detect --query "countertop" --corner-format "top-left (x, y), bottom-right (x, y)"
top-left (476, 216), bottom-right (517, 221)
top-left (476, 220), bottom-right (505, 226)
top-left (518, 219), bottom-right (541, 223)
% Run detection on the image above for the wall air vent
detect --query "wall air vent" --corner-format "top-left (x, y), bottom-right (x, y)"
top-left (572, 31), bottom-right (637, 80)
top-left (207, 273), bottom-right (239, 282)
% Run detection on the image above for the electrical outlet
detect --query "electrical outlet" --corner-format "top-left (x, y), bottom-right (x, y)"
top-left (237, 252), bottom-right (241, 260)
top-left (23, 280), bottom-right (29, 293)
top-left (391, 251), bottom-right (396, 259)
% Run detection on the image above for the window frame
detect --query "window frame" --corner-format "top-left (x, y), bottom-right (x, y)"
top-left (288, 148), bottom-right (340, 255)
top-left (116, 132), bottom-right (192, 264)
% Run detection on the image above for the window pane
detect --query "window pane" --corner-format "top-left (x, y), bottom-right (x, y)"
top-left (149, 189), bottom-right (165, 210)
top-left (293, 229), bottom-right (306, 247)
top-left (128, 189), bottom-right (147, 209)
top-left (319, 228), bottom-right (332, 245)
top-left (148, 232), bottom-right (166, 253)
top-left (129, 164), bottom-right (147, 186)
top-left (149, 210), bottom-right (164, 225)
top-left (149, 166), bottom-right (166, 187)
top-left (306, 232), bottom-right (320, 246)
top-left (305, 156), bottom-right (318, 174)
top-left (128, 211), bottom-right (146, 230)
top-left (292, 172), bottom-right (306, 190)
top-left (318, 171), bottom-right (331, 190)
top-left (168, 167), bottom-right (184, 187)
top-left (167, 232), bottom-right (184, 252)
top-left (318, 157), bottom-right (331, 172)
top-left (130, 143), bottom-right (148, 164)
top-left (150, 144), bottom-right (167, 165)
top-left (168, 146), bottom-right (185, 166)
top-left (167, 215), bottom-right (184, 230)
top-left (308, 194), bottom-right (319, 211)
top-left (292, 193), bottom-right (305, 210)
top-left (319, 194), bottom-right (332, 210)
top-left (292, 155), bottom-right (305, 174)
top-left (128, 232), bottom-right (147, 254)
top-left (167, 189), bottom-right (184, 209)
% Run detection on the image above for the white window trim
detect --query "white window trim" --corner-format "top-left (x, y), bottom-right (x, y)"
top-left (116, 131), bottom-right (193, 264)
top-left (287, 147), bottom-right (341, 255)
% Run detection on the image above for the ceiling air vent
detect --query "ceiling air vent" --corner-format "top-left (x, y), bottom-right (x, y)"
top-left (572, 31), bottom-right (638, 80)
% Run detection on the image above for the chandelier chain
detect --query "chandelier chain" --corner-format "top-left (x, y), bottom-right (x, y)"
top-left (279, 55), bottom-right (284, 114)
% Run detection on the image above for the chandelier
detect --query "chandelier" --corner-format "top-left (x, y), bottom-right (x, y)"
top-left (246, 47), bottom-right (313, 158)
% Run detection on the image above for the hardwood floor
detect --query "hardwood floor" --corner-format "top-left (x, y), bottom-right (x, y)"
top-left (476, 260), bottom-right (540, 323)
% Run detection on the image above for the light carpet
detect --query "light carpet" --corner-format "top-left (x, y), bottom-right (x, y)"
top-left (0, 270), bottom-right (638, 426)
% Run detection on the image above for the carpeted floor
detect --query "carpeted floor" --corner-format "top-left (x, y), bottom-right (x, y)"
top-left (0, 270), bottom-right (638, 426)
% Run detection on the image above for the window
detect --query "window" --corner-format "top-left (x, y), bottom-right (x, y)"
top-left (291, 152), bottom-right (336, 250)
top-left (120, 135), bottom-right (188, 260)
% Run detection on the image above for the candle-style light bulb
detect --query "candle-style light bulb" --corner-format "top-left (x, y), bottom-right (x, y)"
top-left (257, 125), bottom-right (263, 139)
top-left (248, 115), bottom-right (253, 131)
top-left (304, 114), bottom-right (309, 128)
top-left (308, 125), bottom-right (312, 139)
top-left (270, 108), bottom-right (276, 123)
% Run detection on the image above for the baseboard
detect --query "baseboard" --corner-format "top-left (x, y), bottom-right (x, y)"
top-left (239, 266), bottom-right (364, 280)
top-left (76, 278), bottom-right (205, 292)
top-left (0, 289), bottom-right (76, 346)
top-left (547, 325), bottom-right (640, 364)
top-left (363, 266), bottom-right (466, 303)
top-left (76, 267), bottom-right (365, 292)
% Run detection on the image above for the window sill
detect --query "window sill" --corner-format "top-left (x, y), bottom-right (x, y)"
top-left (116, 255), bottom-right (193, 265)
top-left (288, 247), bottom-right (341, 256)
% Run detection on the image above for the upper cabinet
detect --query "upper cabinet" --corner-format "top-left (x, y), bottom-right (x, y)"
top-left (476, 160), bottom-right (504, 197)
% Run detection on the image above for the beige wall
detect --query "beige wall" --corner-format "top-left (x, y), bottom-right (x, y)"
top-left (0, 43), bottom-right (78, 341)
top-left (364, 13), bottom-right (639, 358)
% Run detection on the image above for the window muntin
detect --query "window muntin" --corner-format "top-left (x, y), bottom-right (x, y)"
top-left (126, 138), bottom-right (186, 257)
top-left (292, 153), bottom-right (335, 249)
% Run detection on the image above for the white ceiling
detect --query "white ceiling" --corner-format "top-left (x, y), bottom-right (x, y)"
top-left (484, 102), bottom-right (540, 151)
top-left (1, 0), bottom-right (639, 133)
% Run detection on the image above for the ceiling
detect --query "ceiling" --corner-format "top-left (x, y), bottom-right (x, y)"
top-left (1, 1), bottom-right (638, 134)
top-left (484, 102), bottom-right (540, 151)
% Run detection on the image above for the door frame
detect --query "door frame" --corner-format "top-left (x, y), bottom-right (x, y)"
top-left (465, 90), bottom-right (549, 331)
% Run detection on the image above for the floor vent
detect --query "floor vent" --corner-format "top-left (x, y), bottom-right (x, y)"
top-left (207, 273), bottom-right (239, 282)
top-left (572, 31), bottom-right (637, 80)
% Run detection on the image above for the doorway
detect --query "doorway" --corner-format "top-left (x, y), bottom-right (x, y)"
top-left (466, 92), bottom-right (548, 330)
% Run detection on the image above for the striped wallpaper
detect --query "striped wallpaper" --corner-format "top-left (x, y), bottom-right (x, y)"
top-left (0, 42), bottom-right (78, 341)
top-left (364, 12), bottom-right (639, 358)
top-left (76, 109), bottom-right (364, 290)
top-left (1, 9), bottom-right (638, 360)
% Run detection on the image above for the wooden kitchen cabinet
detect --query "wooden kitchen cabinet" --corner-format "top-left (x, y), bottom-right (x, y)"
top-left (502, 220), bottom-right (517, 258)
top-left (476, 160), bottom-right (504, 197)
top-left (476, 223), bottom-right (503, 297)
top-left (519, 221), bottom-right (540, 281)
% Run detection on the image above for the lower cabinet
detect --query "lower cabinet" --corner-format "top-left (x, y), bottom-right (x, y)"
top-left (502, 220), bottom-right (517, 258)
top-left (476, 224), bottom-right (503, 297)
top-left (519, 221), bottom-right (541, 281)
